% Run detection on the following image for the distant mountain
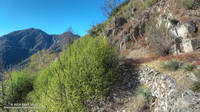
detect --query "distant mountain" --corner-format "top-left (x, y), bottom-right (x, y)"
top-left (0, 28), bottom-right (80, 69)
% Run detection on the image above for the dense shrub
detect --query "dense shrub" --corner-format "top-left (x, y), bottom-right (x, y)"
top-left (192, 81), bottom-right (200, 92)
top-left (4, 71), bottom-right (35, 103)
top-left (136, 85), bottom-right (152, 99)
top-left (1, 50), bottom-right (55, 106)
top-left (160, 60), bottom-right (182, 71)
top-left (181, 64), bottom-right (197, 71)
top-left (28, 50), bottom-right (57, 72)
top-left (110, 0), bottom-right (130, 17)
top-left (31, 36), bottom-right (119, 111)
top-left (88, 23), bottom-right (106, 37)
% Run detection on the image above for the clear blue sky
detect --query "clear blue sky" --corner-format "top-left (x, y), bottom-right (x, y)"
top-left (0, 0), bottom-right (107, 36)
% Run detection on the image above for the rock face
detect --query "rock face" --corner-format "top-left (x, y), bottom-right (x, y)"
top-left (103, 0), bottom-right (200, 54)
top-left (162, 18), bottom-right (200, 54)
top-left (138, 65), bottom-right (200, 112)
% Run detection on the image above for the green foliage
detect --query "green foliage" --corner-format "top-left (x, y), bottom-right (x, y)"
top-left (31, 36), bottom-right (119, 111)
top-left (28, 50), bottom-right (56, 72)
top-left (136, 85), bottom-right (152, 99)
top-left (88, 23), bottom-right (106, 37)
top-left (181, 64), bottom-right (197, 72)
top-left (110, 0), bottom-right (160, 17)
top-left (136, 84), bottom-right (153, 106)
top-left (110, 0), bottom-right (130, 17)
top-left (160, 59), bottom-right (199, 72)
top-left (1, 50), bottom-right (55, 106)
top-left (160, 60), bottom-right (182, 71)
top-left (131, 0), bottom-right (160, 10)
top-left (4, 71), bottom-right (35, 103)
top-left (192, 81), bottom-right (200, 92)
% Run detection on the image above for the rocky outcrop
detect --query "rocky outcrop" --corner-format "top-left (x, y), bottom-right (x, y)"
top-left (160, 17), bottom-right (200, 54)
top-left (138, 65), bottom-right (200, 112)
top-left (104, 0), bottom-right (200, 54)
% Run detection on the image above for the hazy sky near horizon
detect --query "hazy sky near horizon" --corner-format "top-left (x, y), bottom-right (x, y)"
top-left (0, 0), bottom-right (107, 36)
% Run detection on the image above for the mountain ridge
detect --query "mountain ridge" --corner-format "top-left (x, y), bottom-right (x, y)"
top-left (0, 28), bottom-right (80, 69)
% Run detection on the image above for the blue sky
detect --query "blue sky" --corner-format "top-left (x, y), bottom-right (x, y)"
top-left (0, 0), bottom-right (107, 36)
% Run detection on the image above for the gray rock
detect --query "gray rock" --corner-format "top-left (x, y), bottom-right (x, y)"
top-left (138, 65), bottom-right (200, 112)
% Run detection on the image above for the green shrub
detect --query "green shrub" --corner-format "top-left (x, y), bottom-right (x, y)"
top-left (181, 64), bottom-right (197, 71)
top-left (4, 71), bottom-right (35, 103)
top-left (160, 60), bottom-right (182, 71)
top-left (31, 36), bottom-right (120, 111)
top-left (1, 50), bottom-right (54, 106)
top-left (110, 0), bottom-right (130, 17)
top-left (136, 85), bottom-right (152, 99)
top-left (88, 23), bottom-right (106, 37)
top-left (192, 81), bottom-right (200, 92)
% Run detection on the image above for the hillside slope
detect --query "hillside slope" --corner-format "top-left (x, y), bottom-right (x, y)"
top-left (87, 0), bottom-right (200, 111)
top-left (90, 0), bottom-right (200, 56)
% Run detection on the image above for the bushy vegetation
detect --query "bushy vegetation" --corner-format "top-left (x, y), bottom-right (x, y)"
top-left (160, 59), bottom-right (199, 72)
top-left (30, 36), bottom-right (119, 111)
top-left (131, 85), bottom-right (153, 112)
top-left (160, 60), bottom-right (182, 71)
top-left (110, 0), bottom-right (160, 18)
top-left (0, 50), bottom-right (57, 111)
top-left (88, 23), bottom-right (106, 37)
top-left (181, 64), bottom-right (197, 71)
top-left (136, 85), bottom-right (152, 100)
top-left (4, 71), bottom-right (35, 103)
top-left (109, 0), bottom-right (130, 17)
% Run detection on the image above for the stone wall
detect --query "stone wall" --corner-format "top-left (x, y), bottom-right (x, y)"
top-left (138, 65), bottom-right (200, 112)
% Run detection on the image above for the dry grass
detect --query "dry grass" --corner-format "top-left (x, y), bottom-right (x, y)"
top-left (120, 85), bottom-right (152, 112)
top-left (122, 95), bottom-right (146, 112)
